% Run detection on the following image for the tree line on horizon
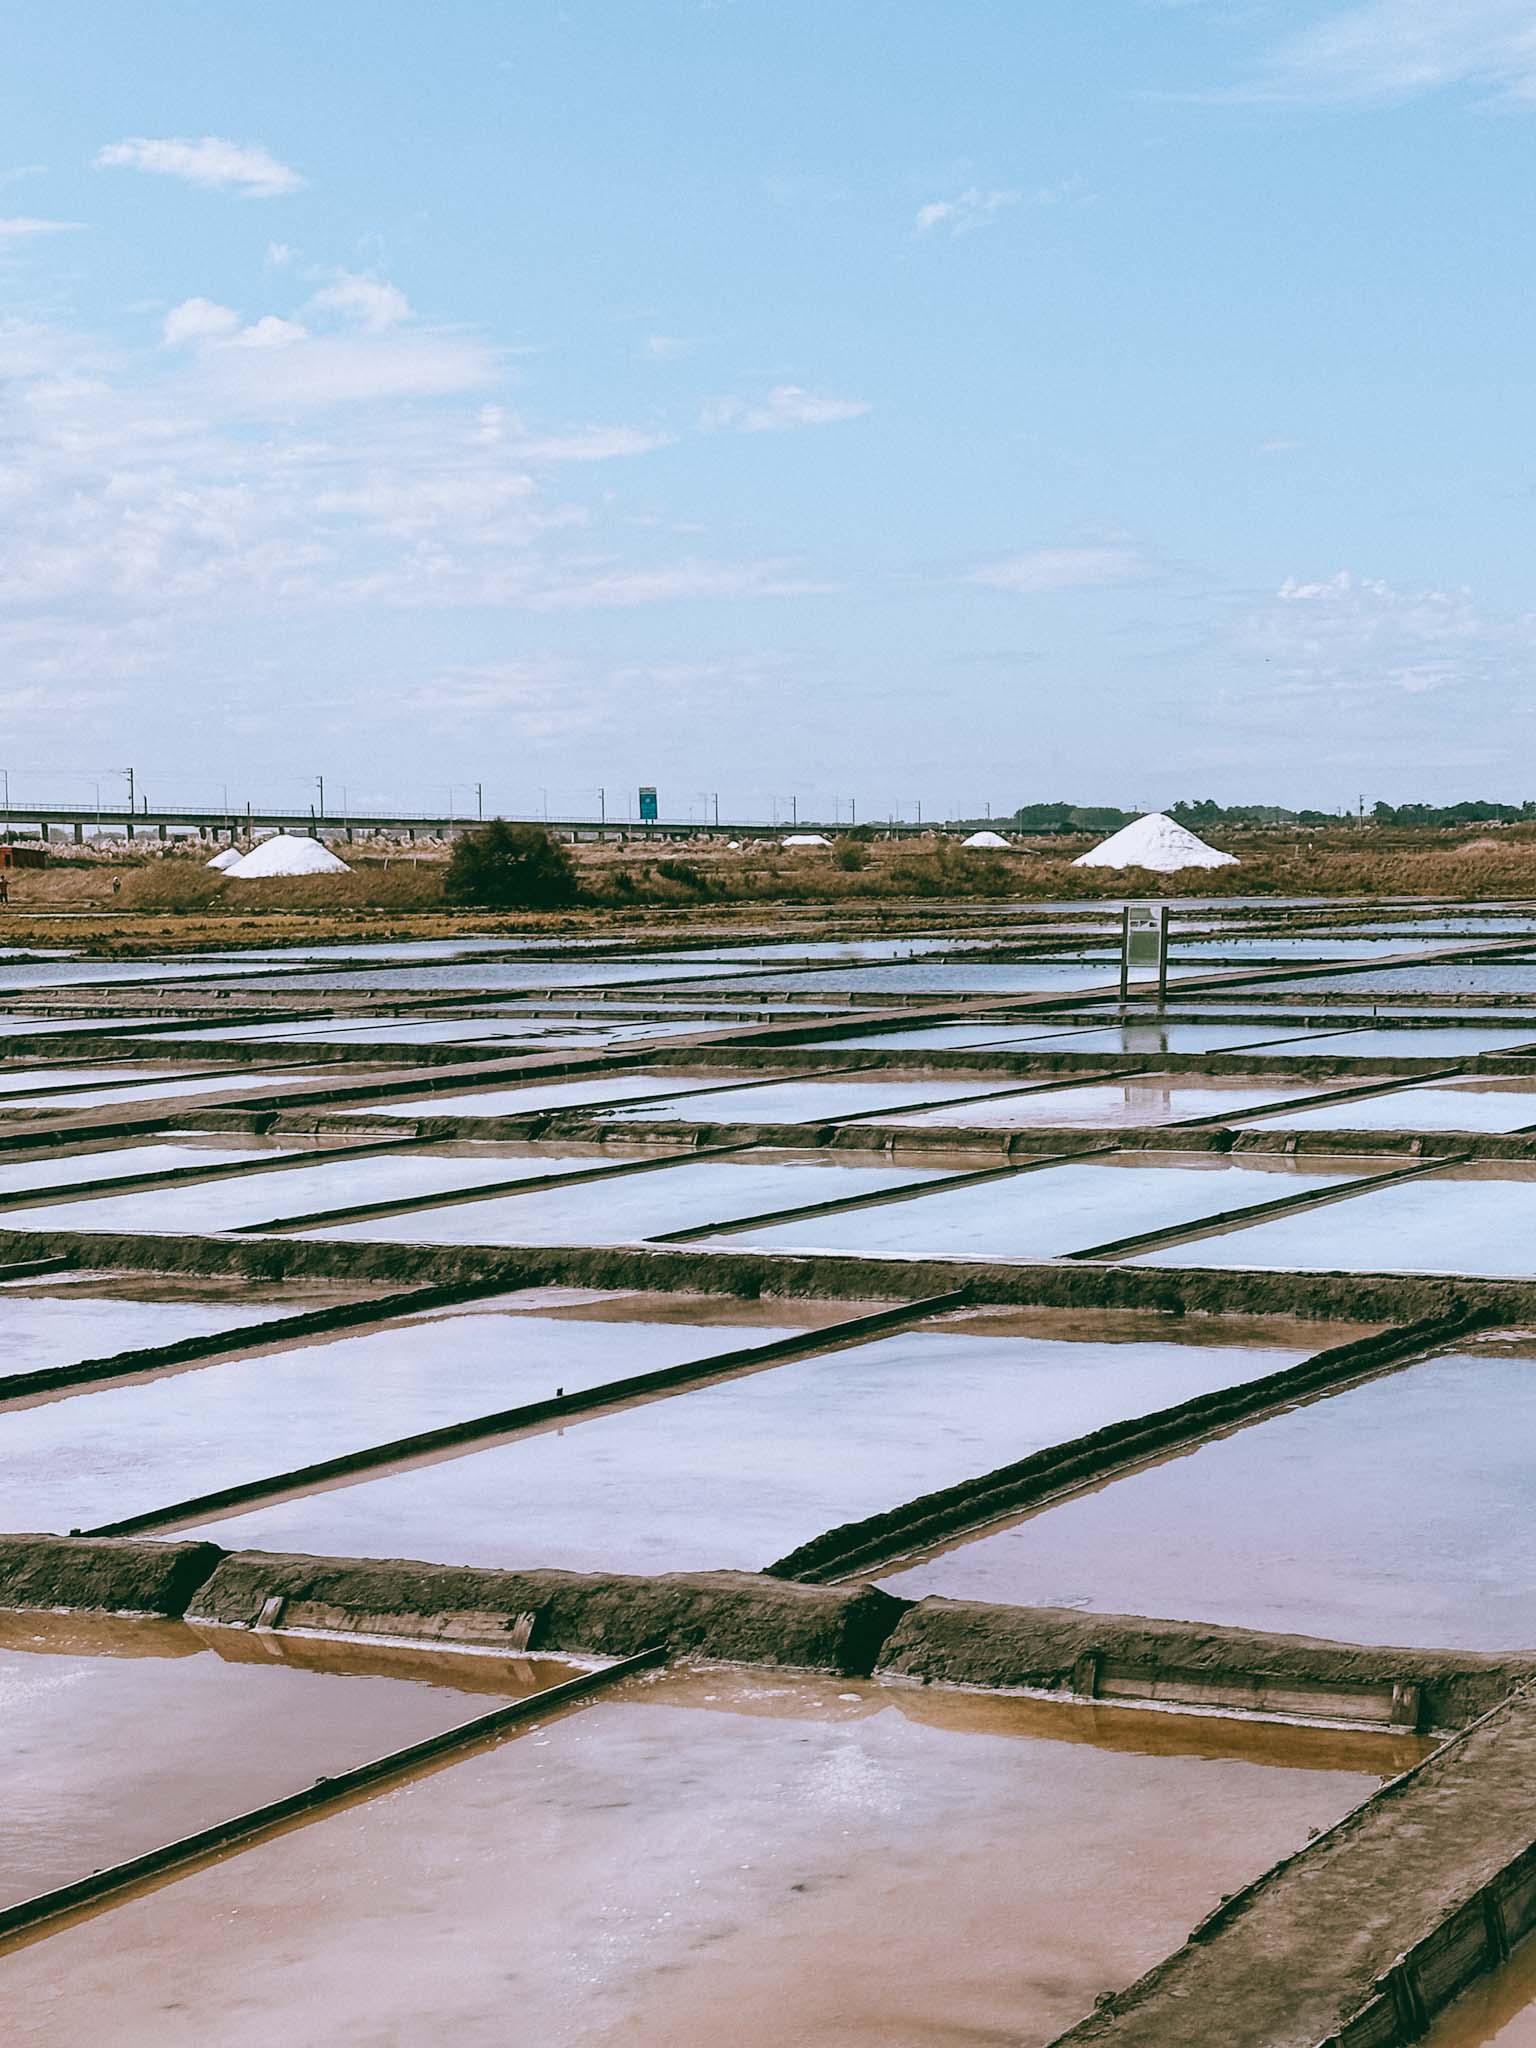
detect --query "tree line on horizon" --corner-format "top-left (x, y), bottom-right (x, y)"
top-left (1003, 799), bottom-right (1536, 833)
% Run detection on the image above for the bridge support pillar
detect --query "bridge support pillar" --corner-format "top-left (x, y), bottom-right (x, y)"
top-left (73, 823), bottom-right (83, 845)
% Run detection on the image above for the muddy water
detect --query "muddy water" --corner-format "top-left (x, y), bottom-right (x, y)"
top-left (714, 1151), bottom-right (1384, 1261)
top-left (0, 1295), bottom-right (824, 1532)
top-left (0, 1609), bottom-right (579, 1910)
top-left (0, 1668), bottom-right (1398, 2048)
top-left (300, 1151), bottom-right (960, 1247)
top-left (0, 1143), bottom-right (638, 1235)
top-left (182, 1314), bottom-right (1325, 1573)
top-left (1128, 1161), bottom-right (1536, 1277)
top-left (882, 1347), bottom-right (1536, 1649)
top-left (1422, 1935), bottom-right (1536, 2045)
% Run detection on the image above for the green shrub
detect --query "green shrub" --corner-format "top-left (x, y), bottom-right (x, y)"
top-left (443, 822), bottom-right (579, 908)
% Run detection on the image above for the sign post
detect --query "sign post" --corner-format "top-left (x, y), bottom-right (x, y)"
top-left (1121, 904), bottom-right (1168, 1001)
top-left (638, 786), bottom-right (658, 824)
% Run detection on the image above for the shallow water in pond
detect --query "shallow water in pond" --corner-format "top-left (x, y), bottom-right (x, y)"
top-left (0, 1143), bottom-right (642, 1235)
top-left (348, 1068), bottom-right (770, 1119)
top-left (598, 1076), bottom-right (1016, 1124)
top-left (180, 1313), bottom-right (1324, 1573)
top-left (0, 1067), bottom-right (351, 1111)
top-left (0, 1610), bottom-right (580, 1909)
top-left (882, 1073), bottom-right (1352, 1130)
top-left (0, 1294), bottom-right (824, 1532)
top-left (1422, 1932), bottom-right (1536, 2044)
top-left (1238, 1078), bottom-right (1536, 1134)
top-left (297, 1152), bottom-right (960, 1247)
top-left (1126, 1163), bottom-right (1536, 1276)
top-left (712, 1152), bottom-right (1384, 1261)
top-left (0, 1273), bottom-right (358, 1385)
top-left (881, 1344), bottom-right (1536, 1649)
top-left (0, 1668), bottom-right (1407, 2048)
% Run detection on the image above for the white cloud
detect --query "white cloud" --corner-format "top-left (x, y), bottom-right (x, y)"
top-left (94, 135), bottom-right (303, 197)
top-left (0, 217), bottom-right (84, 242)
top-left (308, 272), bottom-right (412, 331)
top-left (162, 297), bottom-right (240, 347)
top-left (915, 188), bottom-right (1020, 236)
top-left (1231, 569), bottom-right (1536, 697)
top-left (914, 179), bottom-right (1086, 237)
top-left (523, 558), bottom-right (835, 609)
top-left (1247, 1), bottom-right (1536, 105)
top-left (265, 242), bottom-right (296, 268)
top-left (703, 385), bottom-right (871, 433)
top-left (233, 314), bottom-right (309, 349)
top-left (514, 423), bottom-right (673, 461)
top-left (643, 333), bottom-right (696, 359)
top-left (966, 546), bottom-right (1150, 593)
top-left (1258, 436), bottom-right (1303, 455)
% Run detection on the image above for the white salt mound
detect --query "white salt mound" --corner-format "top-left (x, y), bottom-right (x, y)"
top-left (225, 833), bottom-right (351, 878)
top-left (781, 833), bottom-right (832, 848)
top-left (1073, 812), bottom-right (1238, 872)
top-left (961, 829), bottom-right (1011, 849)
top-left (205, 846), bottom-right (244, 871)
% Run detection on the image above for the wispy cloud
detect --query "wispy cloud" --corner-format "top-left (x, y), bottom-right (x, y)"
top-left (965, 546), bottom-right (1151, 593)
top-left (0, 217), bottom-right (84, 242)
top-left (915, 188), bottom-right (1021, 236)
top-left (914, 178), bottom-right (1088, 237)
top-left (95, 135), bottom-right (303, 197)
top-left (643, 333), bottom-right (697, 360)
top-left (1231, 569), bottom-right (1536, 697)
top-left (1240, 1), bottom-right (1536, 106)
top-left (474, 404), bottom-right (671, 462)
top-left (703, 384), bottom-right (871, 433)
top-left (307, 272), bottom-right (411, 331)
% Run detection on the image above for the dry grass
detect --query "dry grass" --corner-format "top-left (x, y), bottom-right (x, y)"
top-left (0, 824), bottom-right (1533, 954)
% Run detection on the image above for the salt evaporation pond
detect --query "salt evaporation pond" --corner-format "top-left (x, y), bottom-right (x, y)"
top-left (881, 1073), bottom-right (1351, 1131)
top-left (1255, 1025), bottom-right (1536, 1058)
top-left (708, 1152), bottom-right (1385, 1260)
top-left (180, 1311), bottom-right (1333, 1572)
top-left (1238, 1077), bottom-right (1536, 1134)
top-left (0, 1068), bottom-right (352, 1111)
top-left (1126, 1163), bottom-right (1536, 1277)
top-left (596, 1075), bottom-right (1019, 1124)
top-left (993, 1022), bottom-right (1329, 1055)
top-left (296, 1151), bottom-right (962, 1248)
top-left (0, 1272), bottom-right (362, 1386)
top-left (0, 1610), bottom-right (579, 1909)
top-left (0, 1143), bottom-right (653, 1236)
top-left (882, 1342), bottom-right (1536, 1649)
top-left (0, 1668), bottom-right (1406, 2048)
top-left (0, 1292), bottom-right (833, 1533)
top-left (0, 1138), bottom-right (298, 1204)
top-left (347, 1069), bottom-right (775, 1120)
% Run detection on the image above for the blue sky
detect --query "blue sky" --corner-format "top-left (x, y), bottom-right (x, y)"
top-left (3, 0), bottom-right (1534, 820)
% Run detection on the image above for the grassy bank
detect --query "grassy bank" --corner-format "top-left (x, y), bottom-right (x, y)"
top-left (1, 824), bottom-right (1534, 955)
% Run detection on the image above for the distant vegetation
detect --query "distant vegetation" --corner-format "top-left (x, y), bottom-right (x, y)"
top-left (1000, 798), bottom-right (1536, 832)
top-left (444, 821), bottom-right (579, 909)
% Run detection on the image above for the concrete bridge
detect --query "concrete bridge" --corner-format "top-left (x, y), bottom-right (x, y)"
top-left (0, 805), bottom-right (936, 847)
